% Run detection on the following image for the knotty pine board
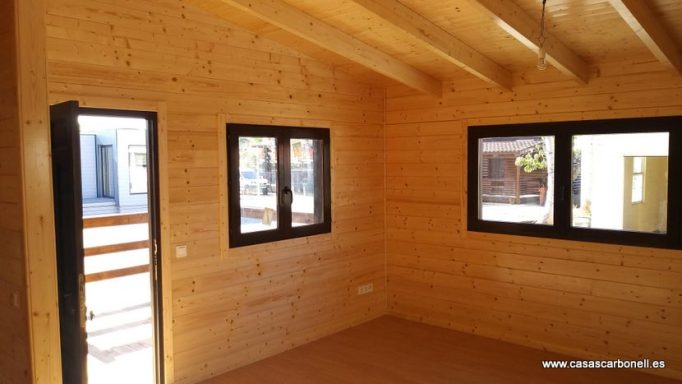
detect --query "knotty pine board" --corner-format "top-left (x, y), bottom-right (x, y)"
top-left (44, 0), bottom-right (386, 383)
top-left (385, 62), bottom-right (682, 380)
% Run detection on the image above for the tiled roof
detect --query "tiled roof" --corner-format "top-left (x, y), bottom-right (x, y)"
top-left (481, 139), bottom-right (541, 154)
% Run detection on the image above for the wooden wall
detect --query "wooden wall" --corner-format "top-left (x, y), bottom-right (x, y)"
top-left (34, 1), bottom-right (682, 383)
top-left (44, 0), bottom-right (386, 383)
top-left (0, 1), bottom-right (33, 383)
top-left (385, 62), bottom-right (682, 380)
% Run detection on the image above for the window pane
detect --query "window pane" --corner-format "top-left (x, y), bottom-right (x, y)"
top-left (239, 137), bottom-right (278, 233)
top-left (572, 133), bottom-right (668, 233)
top-left (479, 136), bottom-right (555, 225)
top-left (290, 138), bottom-right (324, 227)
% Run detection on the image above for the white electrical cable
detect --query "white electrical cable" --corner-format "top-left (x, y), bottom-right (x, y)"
top-left (537, 0), bottom-right (548, 70)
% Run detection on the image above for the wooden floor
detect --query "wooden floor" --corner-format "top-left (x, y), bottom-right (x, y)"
top-left (201, 316), bottom-right (681, 384)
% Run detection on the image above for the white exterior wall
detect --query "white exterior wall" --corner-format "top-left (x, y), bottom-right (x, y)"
top-left (576, 133), bottom-right (669, 230)
top-left (79, 134), bottom-right (97, 199)
top-left (78, 115), bottom-right (148, 212)
top-left (116, 128), bottom-right (148, 210)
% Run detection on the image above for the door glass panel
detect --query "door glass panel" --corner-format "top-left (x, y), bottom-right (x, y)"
top-left (478, 136), bottom-right (555, 225)
top-left (239, 137), bottom-right (278, 233)
top-left (572, 132), bottom-right (669, 233)
top-left (290, 139), bottom-right (324, 227)
top-left (78, 114), bottom-right (155, 384)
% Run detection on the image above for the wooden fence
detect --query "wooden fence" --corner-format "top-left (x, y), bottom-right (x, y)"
top-left (83, 213), bottom-right (150, 283)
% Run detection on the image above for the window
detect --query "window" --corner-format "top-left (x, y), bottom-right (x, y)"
top-left (227, 124), bottom-right (331, 247)
top-left (487, 158), bottom-right (505, 179)
top-left (631, 156), bottom-right (645, 204)
top-left (128, 145), bottom-right (147, 194)
top-left (99, 145), bottom-right (114, 198)
top-left (468, 116), bottom-right (681, 249)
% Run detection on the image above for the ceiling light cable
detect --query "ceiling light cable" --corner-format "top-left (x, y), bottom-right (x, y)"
top-left (537, 0), bottom-right (548, 70)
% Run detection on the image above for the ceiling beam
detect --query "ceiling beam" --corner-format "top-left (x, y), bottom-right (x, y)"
top-left (190, 0), bottom-right (442, 96)
top-left (469, 0), bottom-right (589, 84)
top-left (608, 0), bottom-right (682, 74)
top-left (352, 0), bottom-right (512, 90)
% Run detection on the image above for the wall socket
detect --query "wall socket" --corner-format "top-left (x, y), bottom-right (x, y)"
top-left (11, 292), bottom-right (20, 308)
top-left (357, 283), bottom-right (374, 295)
top-left (175, 245), bottom-right (188, 259)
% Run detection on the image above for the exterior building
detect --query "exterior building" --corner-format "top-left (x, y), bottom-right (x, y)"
top-left (79, 117), bottom-right (148, 216)
top-left (480, 137), bottom-right (548, 205)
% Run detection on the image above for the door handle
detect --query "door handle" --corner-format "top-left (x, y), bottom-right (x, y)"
top-left (79, 273), bottom-right (86, 329)
top-left (281, 186), bottom-right (293, 206)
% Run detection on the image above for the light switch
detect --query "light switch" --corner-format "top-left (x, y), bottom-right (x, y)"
top-left (176, 245), bottom-right (188, 259)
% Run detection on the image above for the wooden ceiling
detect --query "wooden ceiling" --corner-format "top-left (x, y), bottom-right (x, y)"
top-left (185, 0), bottom-right (682, 94)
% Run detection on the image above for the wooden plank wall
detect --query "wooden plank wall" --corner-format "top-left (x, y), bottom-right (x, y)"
top-left (44, 0), bottom-right (386, 383)
top-left (0, 1), bottom-right (33, 383)
top-left (385, 63), bottom-right (682, 380)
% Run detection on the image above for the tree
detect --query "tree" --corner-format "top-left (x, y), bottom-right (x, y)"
top-left (262, 145), bottom-right (274, 185)
top-left (515, 140), bottom-right (553, 224)
top-left (514, 144), bottom-right (547, 172)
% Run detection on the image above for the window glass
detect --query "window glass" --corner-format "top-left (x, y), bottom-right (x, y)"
top-left (478, 136), bottom-right (555, 225)
top-left (239, 137), bottom-right (278, 233)
top-left (291, 139), bottom-right (324, 227)
top-left (571, 133), bottom-right (668, 233)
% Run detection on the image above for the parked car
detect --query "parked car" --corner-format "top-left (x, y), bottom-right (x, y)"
top-left (240, 169), bottom-right (269, 195)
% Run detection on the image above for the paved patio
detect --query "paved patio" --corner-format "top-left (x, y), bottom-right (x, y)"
top-left (83, 223), bottom-right (155, 384)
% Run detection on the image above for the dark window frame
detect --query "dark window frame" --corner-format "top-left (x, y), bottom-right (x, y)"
top-left (467, 116), bottom-right (682, 250)
top-left (227, 123), bottom-right (332, 248)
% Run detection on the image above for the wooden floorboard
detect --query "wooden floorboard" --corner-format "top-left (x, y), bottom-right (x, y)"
top-left (200, 316), bottom-right (681, 384)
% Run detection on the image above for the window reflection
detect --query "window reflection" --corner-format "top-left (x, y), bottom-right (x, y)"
top-left (571, 133), bottom-right (668, 233)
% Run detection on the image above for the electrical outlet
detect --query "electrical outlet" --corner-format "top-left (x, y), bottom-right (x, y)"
top-left (357, 283), bottom-right (374, 295)
top-left (175, 245), bottom-right (188, 259)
